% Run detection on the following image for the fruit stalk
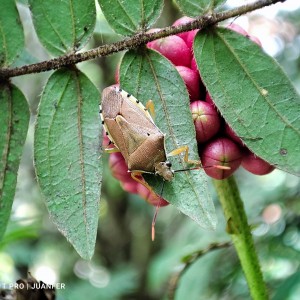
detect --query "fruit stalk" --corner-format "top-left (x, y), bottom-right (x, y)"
top-left (213, 176), bottom-right (268, 300)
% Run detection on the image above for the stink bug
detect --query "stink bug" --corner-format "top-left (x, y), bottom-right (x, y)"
top-left (100, 86), bottom-right (199, 188)
top-left (100, 86), bottom-right (228, 239)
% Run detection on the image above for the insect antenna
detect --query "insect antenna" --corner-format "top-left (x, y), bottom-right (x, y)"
top-left (151, 180), bottom-right (166, 241)
top-left (174, 164), bottom-right (230, 173)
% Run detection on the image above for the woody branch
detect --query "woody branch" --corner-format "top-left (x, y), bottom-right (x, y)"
top-left (0, 0), bottom-right (285, 79)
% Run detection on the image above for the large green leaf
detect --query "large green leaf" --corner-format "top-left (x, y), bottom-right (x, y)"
top-left (34, 69), bottom-right (102, 259)
top-left (0, 1), bottom-right (24, 66)
top-left (119, 48), bottom-right (216, 230)
top-left (194, 28), bottom-right (300, 176)
top-left (174, 0), bottom-right (225, 17)
top-left (0, 84), bottom-right (29, 241)
top-left (29, 0), bottom-right (96, 56)
top-left (99, 0), bottom-right (163, 36)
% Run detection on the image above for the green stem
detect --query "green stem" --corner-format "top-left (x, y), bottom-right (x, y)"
top-left (213, 176), bottom-right (268, 300)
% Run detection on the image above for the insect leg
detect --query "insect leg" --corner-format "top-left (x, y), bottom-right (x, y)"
top-left (131, 171), bottom-right (164, 241)
top-left (168, 146), bottom-right (230, 170)
top-left (167, 145), bottom-right (201, 166)
top-left (104, 147), bottom-right (120, 153)
top-left (145, 100), bottom-right (156, 120)
top-left (130, 171), bottom-right (156, 192)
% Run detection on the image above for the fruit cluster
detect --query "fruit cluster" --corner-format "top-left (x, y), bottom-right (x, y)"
top-left (107, 17), bottom-right (274, 206)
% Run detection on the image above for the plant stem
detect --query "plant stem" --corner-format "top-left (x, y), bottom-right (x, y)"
top-left (0, 0), bottom-right (285, 79)
top-left (213, 176), bottom-right (268, 300)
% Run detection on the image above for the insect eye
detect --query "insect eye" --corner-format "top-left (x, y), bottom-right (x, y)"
top-left (165, 161), bottom-right (172, 168)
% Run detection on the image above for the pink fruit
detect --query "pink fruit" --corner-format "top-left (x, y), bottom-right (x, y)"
top-left (190, 56), bottom-right (198, 72)
top-left (200, 137), bottom-right (242, 179)
top-left (249, 35), bottom-right (262, 46)
top-left (121, 181), bottom-right (139, 194)
top-left (205, 92), bottom-right (215, 105)
top-left (186, 29), bottom-right (199, 50)
top-left (190, 101), bottom-right (221, 143)
top-left (225, 124), bottom-right (244, 146)
top-left (242, 150), bottom-right (275, 175)
top-left (137, 184), bottom-right (169, 207)
top-left (109, 152), bottom-right (131, 182)
top-left (147, 35), bottom-right (191, 67)
top-left (146, 28), bottom-right (162, 48)
top-left (172, 16), bottom-right (195, 42)
top-left (176, 66), bottom-right (200, 100)
top-left (227, 23), bottom-right (248, 36)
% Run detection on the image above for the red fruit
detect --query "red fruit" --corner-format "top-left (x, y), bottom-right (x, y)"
top-left (190, 101), bottom-right (221, 143)
top-left (146, 28), bottom-right (162, 48)
top-left (147, 35), bottom-right (191, 67)
top-left (137, 184), bottom-right (169, 207)
top-left (249, 35), bottom-right (262, 46)
top-left (242, 151), bottom-right (275, 175)
top-left (227, 23), bottom-right (248, 36)
top-left (172, 16), bottom-right (195, 42)
top-left (190, 56), bottom-right (198, 72)
top-left (200, 137), bottom-right (242, 179)
top-left (102, 130), bottom-right (110, 147)
top-left (186, 29), bottom-right (199, 50)
top-left (109, 152), bottom-right (131, 182)
top-left (176, 66), bottom-right (200, 100)
top-left (225, 124), bottom-right (244, 146)
top-left (205, 92), bottom-right (215, 105)
top-left (121, 181), bottom-right (139, 194)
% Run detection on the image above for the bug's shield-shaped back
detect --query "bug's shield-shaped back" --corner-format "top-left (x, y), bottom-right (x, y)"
top-left (101, 86), bottom-right (167, 173)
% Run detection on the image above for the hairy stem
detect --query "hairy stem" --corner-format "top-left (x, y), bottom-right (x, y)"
top-left (0, 0), bottom-right (285, 79)
top-left (213, 177), bottom-right (268, 300)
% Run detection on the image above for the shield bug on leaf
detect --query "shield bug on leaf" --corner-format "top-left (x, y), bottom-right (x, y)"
top-left (100, 85), bottom-right (199, 185)
top-left (100, 86), bottom-right (227, 239)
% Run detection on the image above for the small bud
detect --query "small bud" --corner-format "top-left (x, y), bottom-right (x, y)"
top-left (137, 185), bottom-right (169, 207)
top-left (109, 152), bottom-right (131, 182)
top-left (147, 35), bottom-right (191, 67)
top-left (190, 101), bottom-right (221, 143)
top-left (242, 150), bottom-right (275, 175)
top-left (201, 137), bottom-right (242, 179)
top-left (176, 66), bottom-right (200, 100)
top-left (173, 16), bottom-right (195, 43)
top-left (225, 124), bottom-right (244, 146)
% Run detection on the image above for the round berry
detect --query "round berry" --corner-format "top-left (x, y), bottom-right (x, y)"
top-left (205, 92), bottom-right (215, 106)
top-left (137, 184), bottom-right (169, 207)
top-left (109, 152), bottom-right (130, 182)
top-left (176, 66), bottom-right (200, 100)
top-left (225, 124), bottom-right (244, 146)
top-left (190, 101), bottom-right (221, 143)
top-left (121, 181), bottom-right (139, 194)
top-left (146, 28), bottom-right (162, 48)
top-left (186, 29), bottom-right (199, 50)
top-left (147, 35), bottom-right (191, 67)
top-left (242, 150), bottom-right (275, 175)
top-left (172, 16), bottom-right (195, 42)
top-left (200, 137), bottom-right (242, 179)
top-left (227, 23), bottom-right (248, 36)
top-left (249, 35), bottom-right (262, 46)
top-left (190, 56), bottom-right (198, 72)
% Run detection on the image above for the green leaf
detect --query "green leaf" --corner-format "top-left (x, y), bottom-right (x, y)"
top-left (174, 0), bottom-right (225, 16)
top-left (99, 0), bottom-right (163, 36)
top-left (29, 0), bottom-right (96, 56)
top-left (0, 84), bottom-right (29, 241)
top-left (273, 270), bottom-right (300, 300)
top-left (194, 28), bottom-right (300, 176)
top-left (0, 1), bottom-right (24, 66)
top-left (34, 69), bottom-right (102, 259)
top-left (119, 48), bottom-right (216, 230)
